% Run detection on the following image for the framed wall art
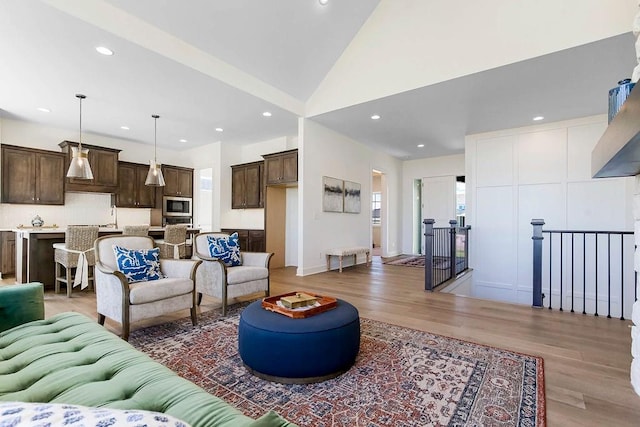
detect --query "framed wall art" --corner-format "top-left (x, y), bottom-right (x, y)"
top-left (322, 176), bottom-right (343, 212)
top-left (343, 180), bottom-right (361, 213)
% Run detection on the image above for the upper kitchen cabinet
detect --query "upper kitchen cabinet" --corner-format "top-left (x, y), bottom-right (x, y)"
top-left (162, 165), bottom-right (193, 197)
top-left (1, 145), bottom-right (65, 205)
top-left (115, 162), bottom-right (156, 208)
top-left (263, 149), bottom-right (298, 185)
top-left (59, 141), bottom-right (120, 193)
top-left (231, 161), bottom-right (263, 209)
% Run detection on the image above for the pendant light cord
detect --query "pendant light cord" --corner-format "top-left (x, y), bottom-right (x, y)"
top-left (76, 94), bottom-right (86, 150)
top-left (152, 114), bottom-right (160, 164)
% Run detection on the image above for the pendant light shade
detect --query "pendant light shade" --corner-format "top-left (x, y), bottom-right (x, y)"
top-left (145, 114), bottom-right (165, 186)
top-left (66, 94), bottom-right (94, 179)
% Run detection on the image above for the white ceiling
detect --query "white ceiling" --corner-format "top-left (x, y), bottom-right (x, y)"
top-left (0, 0), bottom-right (635, 160)
top-left (310, 33), bottom-right (637, 159)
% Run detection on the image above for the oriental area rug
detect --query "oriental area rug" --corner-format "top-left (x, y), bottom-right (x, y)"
top-left (129, 306), bottom-right (545, 427)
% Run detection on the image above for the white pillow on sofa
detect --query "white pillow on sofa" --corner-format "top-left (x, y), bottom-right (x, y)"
top-left (0, 401), bottom-right (191, 427)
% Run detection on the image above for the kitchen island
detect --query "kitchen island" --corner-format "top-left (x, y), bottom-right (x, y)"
top-left (14, 226), bottom-right (199, 290)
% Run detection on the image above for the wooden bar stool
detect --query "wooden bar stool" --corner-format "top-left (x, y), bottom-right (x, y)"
top-left (53, 225), bottom-right (99, 297)
top-left (122, 225), bottom-right (150, 236)
top-left (156, 224), bottom-right (188, 259)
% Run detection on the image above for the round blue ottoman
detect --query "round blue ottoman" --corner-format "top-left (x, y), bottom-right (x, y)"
top-left (238, 299), bottom-right (360, 384)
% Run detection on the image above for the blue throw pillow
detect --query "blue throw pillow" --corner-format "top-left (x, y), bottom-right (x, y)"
top-left (206, 232), bottom-right (242, 267)
top-left (113, 245), bottom-right (163, 283)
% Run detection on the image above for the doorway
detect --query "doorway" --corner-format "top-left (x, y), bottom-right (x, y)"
top-left (265, 186), bottom-right (299, 268)
top-left (371, 170), bottom-right (383, 256)
top-left (419, 175), bottom-right (456, 254)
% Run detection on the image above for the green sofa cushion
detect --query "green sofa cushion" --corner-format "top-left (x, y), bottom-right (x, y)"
top-left (0, 312), bottom-right (296, 427)
top-left (0, 283), bottom-right (44, 334)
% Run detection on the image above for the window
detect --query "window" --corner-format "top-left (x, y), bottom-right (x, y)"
top-left (196, 168), bottom-right (213, 231)
top-left (456, 176), bottom-right (465, 227)
top-left (372, 192), bottom-right (381, 224)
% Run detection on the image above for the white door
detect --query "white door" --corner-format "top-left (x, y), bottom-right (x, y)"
top-left (421, 175), bottom-right (456, 253)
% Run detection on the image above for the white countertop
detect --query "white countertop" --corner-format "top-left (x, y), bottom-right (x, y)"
top-left (13, 226), bottom-right (198, 235)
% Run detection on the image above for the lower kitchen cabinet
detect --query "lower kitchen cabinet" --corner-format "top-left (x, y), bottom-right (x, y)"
top-left (220, 228), bottom-right (265, 253)
top-left (1, 231), bottom-right (16, 277)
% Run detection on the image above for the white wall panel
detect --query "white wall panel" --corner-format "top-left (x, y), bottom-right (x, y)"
top-left (516, 183), bottom-right (565, 303)
top-left (567, 180), bottom-right (628, 230)
top-left (476, 136), bottom-right (515, 187)
top-left (517, 129), bottom-right (567, 184)
top-left (467, 115), bottom-right (632, 307)
top-left (474, 186), bottom-right (515, 286)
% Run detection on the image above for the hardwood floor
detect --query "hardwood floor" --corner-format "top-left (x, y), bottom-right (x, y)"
top-left (15, 258), bottom-right (640, 426)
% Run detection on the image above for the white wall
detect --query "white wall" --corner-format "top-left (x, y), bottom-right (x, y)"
top-left (402, 154), bottom-right (465, 254)
top-left (285, 187), bottom-right (299, 266)
top-left (308, 0), bottom-right (636, 115)
top-left (298, 118), bottom-right (402, 275)
top-left (466, 115), bottom-right (634, 307)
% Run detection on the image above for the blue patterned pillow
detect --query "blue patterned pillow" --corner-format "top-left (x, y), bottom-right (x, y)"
top-left (207, 232), bottom-right (242, 266)
top-left (113, 245), bottom-right (163, 283)
top-left (0, 401), bottom-right (191, 427)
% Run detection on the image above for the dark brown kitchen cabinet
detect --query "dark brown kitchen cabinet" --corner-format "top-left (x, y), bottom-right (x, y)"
top-left (231, 161), bottom-right (263, 209)
top-left (115, 162), bottom-right (156, 208)
top-left (59, 141), bottom-right (120, 193)
top-left (1, 145), bottom-right (65, 205)
top-left (263, 149), bottom-right (298, 185)
top-left (1, 231), bottom-right (15, 276)
top-left (163, 165), bottom-right (193, 197)
top-left (220, 228), bottom-right (265, 252)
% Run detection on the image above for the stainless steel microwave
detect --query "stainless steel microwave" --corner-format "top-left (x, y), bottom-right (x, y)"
top-left (163, 196), bottom-right (192, 217)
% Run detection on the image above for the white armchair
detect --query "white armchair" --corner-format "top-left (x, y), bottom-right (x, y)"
top-left (94, 235), bottom-right (201, 341)
top-left (193, 232), bottom-right (273, 315)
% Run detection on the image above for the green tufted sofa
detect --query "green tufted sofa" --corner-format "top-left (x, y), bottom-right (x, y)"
top-left (0, 283), bottom-right (296, 427)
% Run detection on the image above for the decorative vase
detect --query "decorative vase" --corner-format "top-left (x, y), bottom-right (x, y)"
top-left (31, 215), bottom-right (44, 227)
top-left (608, 78), bottom-right (636, 123)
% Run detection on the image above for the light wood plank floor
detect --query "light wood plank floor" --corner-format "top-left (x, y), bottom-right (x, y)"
top-left (14, 258), bottom-right (640, 426)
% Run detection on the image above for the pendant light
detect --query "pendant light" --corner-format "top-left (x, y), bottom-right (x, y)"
top-left (145, 114), bottom-right (166, 186)
top-left (66, 94), bottom-right (94, 179)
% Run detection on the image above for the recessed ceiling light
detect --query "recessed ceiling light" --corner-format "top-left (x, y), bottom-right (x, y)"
top-left (179, 139), bottom-right (187, 143)
top-left (262, 111), bottom-right (272, 117)
top-left (120, 126), bottom-right (129, 130)
top-left (371, 114), bottom-right (381, 120)
top-left (319, 0), bottom-right (329, 5)
top-left (417, 144), bottom-right (425, 148)
top-left (36, 107), bottom-right (50, 113)
top-left (95, 46), bottom-right (114, 56)
top-left (533, 116), bottom-right (544, 121)
top-left (215, 128), bottom-right (223, 132)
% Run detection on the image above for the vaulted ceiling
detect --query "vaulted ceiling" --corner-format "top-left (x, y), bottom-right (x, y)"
top-left (0, 0), bottom-right (635, 160)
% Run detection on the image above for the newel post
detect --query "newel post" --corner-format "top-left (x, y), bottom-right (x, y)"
top-left (449, 219), bottom-right (458, 280)
top-left (531, 219), bottom-right (545, 308)
top-left (423, 219), bottom-right (435, 291)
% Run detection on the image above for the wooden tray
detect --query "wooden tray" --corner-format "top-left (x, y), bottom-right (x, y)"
top-left (262, 291), bottom-right (337, 319)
